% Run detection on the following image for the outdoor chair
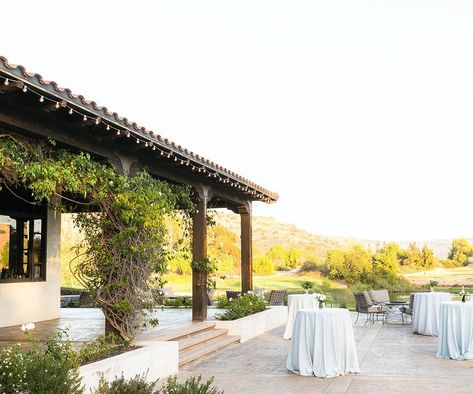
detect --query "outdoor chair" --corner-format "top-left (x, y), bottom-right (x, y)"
top-left (268, 289), bottom-right (286, 306)
top-left (226, 290), bottom-right (241, 301)
top-left (400, 293), bottom-right (415, 324)
top-left (353, 292), bottom-right (386, 324)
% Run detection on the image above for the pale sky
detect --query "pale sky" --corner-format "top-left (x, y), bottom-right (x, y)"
top-left (3, 1), bottom-right (473, 241)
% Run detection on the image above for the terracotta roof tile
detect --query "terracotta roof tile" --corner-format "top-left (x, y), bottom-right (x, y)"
top-left (0, 56), bottom-right (278, 202)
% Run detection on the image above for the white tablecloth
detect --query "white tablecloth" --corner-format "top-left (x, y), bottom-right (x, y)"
top-left (437, 301), bottom-right (473, 360)
top-left (283, 294), bottom-right (320, 339)
top-left (412, 292), bottom-right (451, 336)
top-left (286, 308), bottom-right (360, 377)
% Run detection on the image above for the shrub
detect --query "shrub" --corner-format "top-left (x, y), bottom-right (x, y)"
top-left (215, 295), bottom-right (231, 309)
top-left (439, 258), bottom-right (463, 268)
top-left (78, 333), bottom-right (129, 365)
top-left (157, 375), bottom-right (223, 394)
top-left (163, 296), bottom-right (192, 308)
top-left (0, 330), bottom-right (83, 394)
top-left (94, 374), bottom-right (154, 394)
top-left (216, 293), bottom-right (267, 321)
top-left (299, 261), bottom-right (319, 272)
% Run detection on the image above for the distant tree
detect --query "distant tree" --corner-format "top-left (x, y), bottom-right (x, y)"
top-left (372, 242), bottom-right (402, 275)
top-left (343, 244), bottom-right (372, 283)
top-left (400, 243), bottom-right (423, 268)
top-left (253, 254), bottom-right (275, 275)
top-left (267, 245), bottom-right (288, 269)
top-left (325, 248), bottom-right (346, 279)
top-left (208, 224), bottom-right (240, 274)
top-left (286, 247), bottom-right (302, 268)
top-left (448, 238), bottom-right (473, 265)
top-left (421, 245), bottom-right (436, 269)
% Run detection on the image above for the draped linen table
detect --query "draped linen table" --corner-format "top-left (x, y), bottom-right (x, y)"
top-left (283, 294), bottom-right (320, 339)
top-left (412, 292), bottom-right (451, 336)
top-left (437, 301), bottom-right (473, 360)
top-left (286, 308), bottom-right (360, 378)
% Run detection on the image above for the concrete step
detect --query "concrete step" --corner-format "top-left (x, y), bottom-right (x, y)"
top-left (145, 321), bottom-right (216, 342)
top-left (179, 334), bottom-right (240, 367)
top-left (179, 328), bottom-right (229, 351)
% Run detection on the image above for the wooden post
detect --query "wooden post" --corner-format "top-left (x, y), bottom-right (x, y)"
top-left (239, 202), bottom-right (253, 294)
top-left (192, 192), bottom-right (208, 321)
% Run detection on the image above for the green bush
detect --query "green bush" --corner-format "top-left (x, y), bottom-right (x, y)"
top-left (157, 375), bottom-right (223, 394)
top-left (94, 374), bottom-right (154, 394)
top-left (216, 293), bottom-right (267, 321)
top-left (439, 258), bottom-right (464, 268)
top-left (79, 333), bottom-right (129, 365)
top-left (163, 296), bottom-right (192, 308)
top-left (0, 330), bottom-right (83, 394)
top-left (215, 295), bottom-right (231, 309)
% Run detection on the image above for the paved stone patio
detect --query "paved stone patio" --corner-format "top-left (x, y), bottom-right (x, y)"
top-left (179, 317), bottom-right (473, 394)
top-left (2, 309), bottom-right (473, 393)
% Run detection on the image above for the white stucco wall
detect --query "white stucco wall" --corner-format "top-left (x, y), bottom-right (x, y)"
top-left (0, 208), bottom-right (61, 328)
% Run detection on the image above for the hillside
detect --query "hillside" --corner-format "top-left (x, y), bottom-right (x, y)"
top-left (212, 211), bottom-right (342, 259)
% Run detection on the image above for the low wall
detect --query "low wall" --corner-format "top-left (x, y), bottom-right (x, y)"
top-left (214, 306), bottom-right (287, 342)
top-left (79, 341), bottom-right (178, 391)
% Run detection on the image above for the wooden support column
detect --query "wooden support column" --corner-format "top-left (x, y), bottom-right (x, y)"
top-left (239, 202), bottom-right (253, 294)
top-left (192, 188), bottom-right (210, 321)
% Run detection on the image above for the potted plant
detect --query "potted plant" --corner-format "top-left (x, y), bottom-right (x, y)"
top-left (301, 281), bottom-right (314, 294)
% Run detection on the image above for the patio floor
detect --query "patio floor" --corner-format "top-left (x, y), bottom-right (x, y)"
top-left (0, 307), bottom-right (221, 346)
top-left (2, 309), bottom-right (473, 393)
top-left (178, 316), bottom-right (473, 394)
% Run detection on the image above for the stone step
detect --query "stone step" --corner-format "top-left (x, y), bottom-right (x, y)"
top-left (179, 334), bottom-right (240, 367)
top-left (142, 321), bottom-right (216, 342)
top-left (179, 328), bottom-right (229, 351)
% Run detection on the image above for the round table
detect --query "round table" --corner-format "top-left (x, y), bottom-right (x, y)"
top-left (385, 302), bottom-right (408, 324)
top-left (437, 301), bottom-right (473, 360)
top-left (412, 292), bottom-right (451, 336)
top-left (286, 308), bottom-right (360, 378)
top-left (283, 294), bottom-right (320, 339)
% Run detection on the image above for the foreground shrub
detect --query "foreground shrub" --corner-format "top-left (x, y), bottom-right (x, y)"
top-left (94, 374), bottom-right (154, 394)
top-left (0, 330), bottom-right (83, 394)
top-left (157, 375), bottom-right (223, 394)
top-left (216, 293), bottom-right (267, 321)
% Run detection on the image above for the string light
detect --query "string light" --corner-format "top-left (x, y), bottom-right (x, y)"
top-left (0, 74), bottom-right (273, 201)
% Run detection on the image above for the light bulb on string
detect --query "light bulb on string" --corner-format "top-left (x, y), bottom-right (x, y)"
top-left (83, 115), bottom-right (87, 121)
top-left (69, 108), bottom-right (73, 115)
top-left (39, 96), bottom-right (44, 103)
top-left (55, 101), bottom-right (60, 109)
top-left (106, 125), bottom-right (110, 131)
top-left (22, 85), bottom-right (27, 93)
top-left (116, 130), bottom-right (121, 136)
top-left (3, 79), bottom-right (9, 86)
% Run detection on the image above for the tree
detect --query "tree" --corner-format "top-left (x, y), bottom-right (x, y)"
top-left (421, 245), bottom-right (436, 269)
top-left (448, 238), bottom-right (473, 265)
top-left (400, 243), bottom-right (423, 268)
top-left (253, 254), bottom-right (275, 275)
top-left (325, 248), bottom-right (346, 279)
top-left (343, 244), bottom-right (372, 283)
top-left (372, 243), bottom-right (402, 275)
top-left (0, 133), bottom-right (193, 340)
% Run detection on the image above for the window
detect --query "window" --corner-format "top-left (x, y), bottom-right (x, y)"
top-left (0, 214), bottom-right (46, 282)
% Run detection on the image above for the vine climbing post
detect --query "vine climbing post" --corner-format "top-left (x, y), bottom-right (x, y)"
top-left (192, 186), bottom-right (210, 321)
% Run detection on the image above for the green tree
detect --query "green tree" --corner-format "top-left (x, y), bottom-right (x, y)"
top-left (400, 243), bottom-right (423, 268)
top-left (267, 245), bottom-right (288, 269)
top-left (286, 247), bottom-right (302, 268)
top-left (372, 242), bottom-right (402, 275)
top-left (325, 248), bottom-right (346, 279)
top-left (253, 254), bottom-right (275, 275)
top-left (421, 245), bottom-right (436, 269)
top-left (343, 244), bottom-right (372, 283)
top-left (448, 238), bottom-right (473, 264)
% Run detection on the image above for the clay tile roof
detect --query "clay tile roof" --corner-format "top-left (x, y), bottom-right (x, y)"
top-left (0, 56), bottom-right (278, 202)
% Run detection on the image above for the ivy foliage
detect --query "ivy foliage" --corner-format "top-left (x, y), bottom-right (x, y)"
top-left (0, 133), bottom-right (194, 340)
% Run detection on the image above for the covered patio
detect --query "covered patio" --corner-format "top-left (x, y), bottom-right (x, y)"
top-left (0, 56), bottom-right (278, 329)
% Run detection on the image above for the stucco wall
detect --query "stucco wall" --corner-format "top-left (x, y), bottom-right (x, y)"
top-left (0, 209), bottom-right (61, 328)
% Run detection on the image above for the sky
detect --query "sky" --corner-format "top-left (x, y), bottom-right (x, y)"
top-left (2, 1), bottom-right (473, 241)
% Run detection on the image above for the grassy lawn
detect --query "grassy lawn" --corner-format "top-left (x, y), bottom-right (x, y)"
top-left (163, 272), bottom-right (343, 296)
top-left (404, 265), bottom-right (473, 286)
